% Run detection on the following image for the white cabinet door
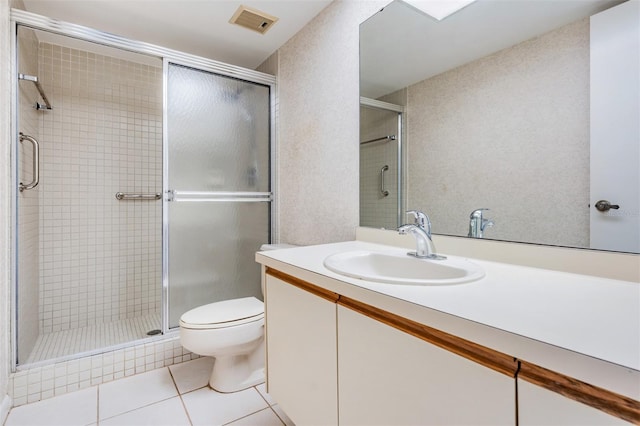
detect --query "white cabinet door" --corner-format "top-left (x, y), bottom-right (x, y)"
top-left (337, 306), bottom-right (515, 425)
top-left (265, 275), bottom-right (338, 425)
top-left (518, 380), bottom-right (630, 425)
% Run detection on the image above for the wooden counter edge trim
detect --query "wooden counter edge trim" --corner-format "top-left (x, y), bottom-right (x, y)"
top-left (266, 268), bottom-right (340, 303)
top-left (519, 360), bottom-right (640, 425)
top-left (338, 295), bottom-right (518, 378)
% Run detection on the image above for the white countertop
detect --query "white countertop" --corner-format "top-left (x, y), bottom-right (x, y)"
top-left (256, 241), bottom-right (640, 376)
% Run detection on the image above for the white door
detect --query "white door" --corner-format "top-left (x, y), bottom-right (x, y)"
top-left (590, 0), bottom-right (640, 253)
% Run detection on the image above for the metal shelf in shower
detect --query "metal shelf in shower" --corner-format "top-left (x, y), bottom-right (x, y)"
top-left (18, 73), bottom-right (52, 110)
top-left (360, 135), bottom-right (396, 145)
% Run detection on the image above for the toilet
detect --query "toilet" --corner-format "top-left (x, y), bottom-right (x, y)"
top-left (179, 243), bottom-right (295, 393)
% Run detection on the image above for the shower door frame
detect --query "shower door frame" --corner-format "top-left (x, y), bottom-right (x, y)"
top-left (161, 58), bottom-right (275, 332)
top-left (10, 9), bottom-right (277, 372)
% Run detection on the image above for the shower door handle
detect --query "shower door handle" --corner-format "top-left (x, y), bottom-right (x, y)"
top-left (380, 165), bottom-right (389, 197)
top-left (19, 132), bottom-right (39, 192)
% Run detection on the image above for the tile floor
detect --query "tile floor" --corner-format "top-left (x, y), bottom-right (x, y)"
top-left (4, 357), bottom-right (295, 426)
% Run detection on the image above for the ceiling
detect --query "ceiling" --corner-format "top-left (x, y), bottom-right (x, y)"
top-left (21, 0), bottom-right (333, 69)
top-left (360, 0), bottom-right (624, 99)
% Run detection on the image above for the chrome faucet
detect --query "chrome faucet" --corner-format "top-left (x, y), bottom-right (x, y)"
top-left (398, 210), bottom-right (446, 260)
top-left (468, 208), bottom-right (494, 238)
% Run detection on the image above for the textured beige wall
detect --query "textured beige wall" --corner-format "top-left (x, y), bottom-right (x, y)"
top-left (406, 19), bottom-right (590, 248)
top-left (1, 0), bottom-right (12, 413)
top-left (275, 0), bottom-right (388, 245)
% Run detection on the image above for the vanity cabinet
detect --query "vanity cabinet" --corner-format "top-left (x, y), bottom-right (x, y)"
top-left (264, 273), bottom-right (338, 425)
top-left (337, 305), bottom-right (515, 425)
top-left (518, 380), bottom-right (629, 425)
top-left (263, 266), bottom-right (639, 425)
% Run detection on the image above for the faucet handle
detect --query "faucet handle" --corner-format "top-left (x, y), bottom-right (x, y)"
top-left (469, 208), bottom-right (490, 218)
top-left (406, 210), bottom-right (425, 227)
top-left (406, 210), bottom-right (432, 235)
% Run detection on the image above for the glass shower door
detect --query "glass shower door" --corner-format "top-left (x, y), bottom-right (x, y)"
top-left (165, 63), bottom-right (271, 328)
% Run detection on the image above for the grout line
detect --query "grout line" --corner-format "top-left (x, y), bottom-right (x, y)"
top-left (267, 406), bottom-right (286, 426)
top-left (271, 405), bottom-right (290, 426)
top-left (96, 395), bottom-right (178, 424)
top-left (254, 384), bottom-right (272, 406)
top-left (96, 384), bottom-right (100, 425)
top-left (221, 407), bottom-right (274, 426)
top-left (167, 366), bottom-right (194, 426)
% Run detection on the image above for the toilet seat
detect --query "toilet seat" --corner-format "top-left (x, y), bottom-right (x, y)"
top-left (179, 297), bottom-right (264, 330)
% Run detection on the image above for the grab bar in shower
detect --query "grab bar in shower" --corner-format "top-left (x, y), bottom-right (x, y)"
top-left (19, 132), bottom-right (39, 192)
top-left (115, 192), bottom-right (162, 201)
top-left (18, 74), bottom-right (52, 110)
top-left (380, 165), bottom-right (389, 197)
top-left (361, 135), bottom-right (396, 145)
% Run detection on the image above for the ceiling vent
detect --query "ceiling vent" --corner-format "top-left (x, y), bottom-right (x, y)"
top-left (230, 5), bottom-right (279, 35)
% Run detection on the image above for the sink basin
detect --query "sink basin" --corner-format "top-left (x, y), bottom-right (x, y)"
top-left (323, 250), bottom-right (484, 286)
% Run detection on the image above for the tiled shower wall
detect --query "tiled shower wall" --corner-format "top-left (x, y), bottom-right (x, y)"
top-left (37, 43), bottom-right (163, 333)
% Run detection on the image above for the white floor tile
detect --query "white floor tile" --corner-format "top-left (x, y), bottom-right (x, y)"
top-left (181, 386), bottom-right (268, 426)
top-left (98, 368), bottom-right (178, 420)
top-left (5, 387), bottom-right (97, 426)
top-left (255, 383), bottom-right (276, 406)
top-left (168, 357), bottom-right (214, 394)
top-left (227, 407), bottom-right (284, 426)
top-left (272, 404), bottom-right (296, 426)
top-left (100, 397), bottom-right (190, 426)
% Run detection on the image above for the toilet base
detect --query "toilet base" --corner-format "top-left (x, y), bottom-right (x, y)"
top-left (209, 354), bottom-right (265, 393)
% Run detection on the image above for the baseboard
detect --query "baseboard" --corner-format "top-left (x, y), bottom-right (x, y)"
top-left (0, 394), bottom-right (12, 424)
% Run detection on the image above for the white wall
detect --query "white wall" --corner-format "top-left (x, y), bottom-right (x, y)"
top-left (274, 0), bottom-right (388, 245)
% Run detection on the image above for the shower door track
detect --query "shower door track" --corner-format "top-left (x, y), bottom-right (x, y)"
top-left (10, 9), bottom-right (277, 372)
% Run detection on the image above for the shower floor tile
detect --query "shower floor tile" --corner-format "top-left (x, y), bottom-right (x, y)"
top-left (26, 313), bottom-right (161, 364)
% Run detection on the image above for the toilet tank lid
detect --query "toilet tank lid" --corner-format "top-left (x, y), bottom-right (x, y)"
top-left (180, 297), bottom-right (264, 326)
top-left (260, 243), bottom-right (298, 251)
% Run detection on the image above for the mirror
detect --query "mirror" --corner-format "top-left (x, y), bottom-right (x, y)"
top-left (360, 0), bottom-right (639, 253)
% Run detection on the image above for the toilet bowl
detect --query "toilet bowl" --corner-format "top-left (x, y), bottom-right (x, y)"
top-left (180, 297), bottom-right (265, 393)
top-left (179, 243), bottom-right (296, 393)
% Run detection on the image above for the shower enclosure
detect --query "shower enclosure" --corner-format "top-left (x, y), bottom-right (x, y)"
top-left (359, 98), bottom-right (403, 229)
top-left (11, 10), bottom-right (274, 368)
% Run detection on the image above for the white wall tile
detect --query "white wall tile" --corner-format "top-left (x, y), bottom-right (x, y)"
top-left (9, 336), bottom-right (195, 407)
top-left (32, 42), bottom-right (163, 338)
